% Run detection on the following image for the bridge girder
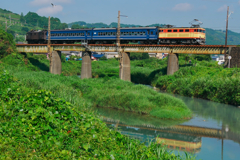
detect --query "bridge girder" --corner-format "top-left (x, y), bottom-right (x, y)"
top-left (16, 44), bottom-right (235, 54)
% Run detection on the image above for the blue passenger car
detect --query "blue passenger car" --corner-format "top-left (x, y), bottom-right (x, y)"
top-left (46, 29), bottom-right (93, 44)
top-left (45, 27), bottom-right (158, 44)
top-left (92, 27), bottom-right (158, 44)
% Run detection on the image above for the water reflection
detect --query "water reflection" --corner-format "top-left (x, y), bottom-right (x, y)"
top-left (93, 91), bottom-right (240, 160)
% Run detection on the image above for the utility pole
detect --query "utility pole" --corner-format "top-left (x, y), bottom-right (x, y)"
top-left (224, 6), bottom-right (229, 59)
top-left (48, 16), bottom-right (52, 72)
top-left (117, 11), bottom-right (122, 79)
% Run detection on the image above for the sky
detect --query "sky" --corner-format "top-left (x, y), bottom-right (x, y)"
top-left (2, 0), bottom-right (240, 32)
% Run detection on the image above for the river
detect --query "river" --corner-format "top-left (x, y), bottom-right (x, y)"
top-left (93, 89), bottom-right (240, 160)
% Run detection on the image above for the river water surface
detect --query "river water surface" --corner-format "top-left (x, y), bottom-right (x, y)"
top-left (93, 90), bottom-right (240, 160)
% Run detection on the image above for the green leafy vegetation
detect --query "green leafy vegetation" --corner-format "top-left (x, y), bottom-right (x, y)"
top-left (0, 70), bottom-right (194, 159)
top-left (0, 30), bottom-right (17, 58)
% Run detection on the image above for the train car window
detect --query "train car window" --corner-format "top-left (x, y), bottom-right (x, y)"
top-left (150, 31), bottom-right (153, 35)
top-left (168, 30), bottom-right (172, 32)
top-left (173, 30), bottom-right (177, 32)
top-left (179, 30), bottom-right (183, 32)
top-left (88, 33), bottom-right (90, 36)
top-left (185, 29), bottom-right (189, 32)
top-left (194, 29), bottom-right (197, 32)
top-left (61, 34), bottom-right (64, 36)
top-left (113, 32), bottom-right (116, 35)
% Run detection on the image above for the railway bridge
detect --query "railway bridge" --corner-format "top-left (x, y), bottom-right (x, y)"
top-left (16, 44), bottom-right (237, 81)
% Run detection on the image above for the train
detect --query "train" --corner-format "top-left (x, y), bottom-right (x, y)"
top-left (26, 25), bottom-right (206, 45)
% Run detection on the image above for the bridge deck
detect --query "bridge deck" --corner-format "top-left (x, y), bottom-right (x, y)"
top-left (16, 44), bottom-right (236, 54)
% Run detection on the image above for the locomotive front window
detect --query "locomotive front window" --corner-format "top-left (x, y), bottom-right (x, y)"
top-left (168, 30), bottom-right (172, 32)
top-left (185, 29), bottom-right (189, 32)
top-left (203, 30), bottom-right (205, 33)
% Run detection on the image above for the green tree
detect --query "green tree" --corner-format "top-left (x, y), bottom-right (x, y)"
top-left (99, 55), bottom-right (107, 60)
top-left (20, 12), bottom-right (25, 23)
top-left (192, 55), bottom-right (211, 61)
top-left (71, 24), bottom-right (81, 29)
top-left (0, 29), bottom-right (17, 58)
top-left (142, 53), bottom-right (149, 59)
top-left (130, 53), bottom-right (149, 60)
top-left (58, 23), bottom-right (68, 29)
top-left (7, 29), bottom-right (15, 37)
top-left (21, 27), bottom-right (29, 33)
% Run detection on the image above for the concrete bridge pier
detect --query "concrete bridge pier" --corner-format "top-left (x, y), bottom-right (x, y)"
top-left (81, 51), bottom-right (92, 79)
top-left (50, 50), bottom-right (62, 75)
top-left (119, 52), bottom-right (131, 81)
top-left (167, 53), bottom-right (179, 75)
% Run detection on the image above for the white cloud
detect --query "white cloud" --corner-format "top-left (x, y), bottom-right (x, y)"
top-left (218, 5), bottom-right (227, 12)
top-left (37, 5), bottom-right (63, 15)
top-left (30, 0), bottom-right (71, 6)
top-left (172, 3), bottom-right (193, 11)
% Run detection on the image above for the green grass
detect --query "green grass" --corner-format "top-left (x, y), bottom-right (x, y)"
top-left (0, 70), bottom-right (195, 159)
top-left (0, 62), bottom-right (192, 120)
top-left (3, 51), bottom-right (237, 107)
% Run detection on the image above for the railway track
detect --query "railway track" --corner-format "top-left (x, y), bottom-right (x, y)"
top-left (16, 44), bottom-right (237, 47)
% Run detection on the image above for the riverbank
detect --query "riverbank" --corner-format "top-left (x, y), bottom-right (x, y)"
top-left (0, 61), bottom-right (192, 120)
top-left (3, 50), bottom-right (239, 106)
top-left (0, 70), bottom-right (193, 159)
